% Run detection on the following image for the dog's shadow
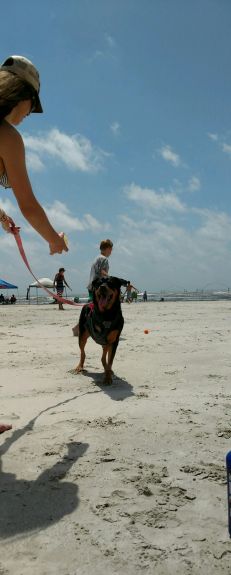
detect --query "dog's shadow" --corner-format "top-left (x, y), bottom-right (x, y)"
top-left (81, 371), bottom-right (135, 401)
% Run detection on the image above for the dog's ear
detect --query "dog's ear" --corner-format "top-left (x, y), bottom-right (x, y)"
top-left (108, 276), bottom-right (129, 289)
top-left (92, 278), bottom-right (102, 290)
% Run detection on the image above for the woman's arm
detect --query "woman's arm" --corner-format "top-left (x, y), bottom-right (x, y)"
top-left (0, 124), bottom-right (68, 255)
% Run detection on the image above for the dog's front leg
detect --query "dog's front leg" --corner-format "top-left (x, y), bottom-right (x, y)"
top-left (74, 331), bottom-right (89, 373)
top-left (101, 345), bottom-right (112, 384)
top-left (101, 345), bottom-right (108, 371)
top-left (101, 330), bottom-right (120, 384)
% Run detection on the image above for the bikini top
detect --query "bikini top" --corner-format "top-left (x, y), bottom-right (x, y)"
top-left (0, 172), bottom-right (10, 189)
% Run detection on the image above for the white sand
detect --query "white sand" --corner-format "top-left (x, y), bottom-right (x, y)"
top-left (0, 300), bottom-right (230, 574)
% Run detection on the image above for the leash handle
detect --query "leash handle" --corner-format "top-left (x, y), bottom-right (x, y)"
top-left (10, 225), bottom-right (82, 307)
top-left (59, 232), bottom-right (69, 248)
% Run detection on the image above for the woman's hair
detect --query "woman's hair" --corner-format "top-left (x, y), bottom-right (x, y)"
top-left (0, 70), bottom-right (36, 121)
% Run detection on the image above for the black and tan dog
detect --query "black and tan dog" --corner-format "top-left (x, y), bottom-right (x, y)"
top-left (74, 276), bottom-right (128, 384)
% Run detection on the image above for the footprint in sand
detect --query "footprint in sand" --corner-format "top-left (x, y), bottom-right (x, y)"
top-left (136, 392), bottom-right (149, 399)
top-left (126, 483), bottom-right (196, 531)
top-left (180, 462), bottom-right (226, 484)
top-left (122, 462), bottom-right (168, 490)
top-left (85, 416), bottom-right (126, 428)
top-left (217, 428), bottom-right (231, 439)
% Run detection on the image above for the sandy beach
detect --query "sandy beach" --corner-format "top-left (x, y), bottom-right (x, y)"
top-left (0, 300), bottom-right (231, 574)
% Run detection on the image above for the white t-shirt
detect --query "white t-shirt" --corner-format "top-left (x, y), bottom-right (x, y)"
top-left (87, 255), bottom-right (109, 290)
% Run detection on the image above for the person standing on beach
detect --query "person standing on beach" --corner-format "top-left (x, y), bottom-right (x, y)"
top-left (53, 267), bottom-right (71, 310)
top-left (0, 55), bottom-right (68, 433)
top-left (124, 281), bottom-right (139, 303)
top-left (87, 239), bottom-right (113, 302)
top-left (143, 290), bottom-right (148, 302)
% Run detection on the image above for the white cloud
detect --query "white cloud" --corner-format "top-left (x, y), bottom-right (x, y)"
top-left (89, 33), bottom-right (116, 64)
top-left (0, 196), bottom-right (17, 215)
top-left (26, 152), bottom-right (45, 172)
top-left (90, 50), bottom-right (104, 62)
top-left (0, 233), bottom-right (16, 250)
top-left (188, 176), bottom-right (201, 192)
top-left (83, 213), bottom-right (110, 232)
top-left (2, 182), bottom-right (231, 293)
top-left (124, 183), bottom-right (186, 212)
top-left (45, 201), bottom-right (86, 231)
top-left (208, 133), bottom-right (218, 141)
top-left (45, 201), bottom-right (110, 233)
top-left (105, 33), bottom-right (116, 48)
top-left (222, 143), bottom-right (231, 157)
top-left (110, 121), bottom-right (120, 136)
top-left (159, 145), bottom-right (181, 167)
top-left (112, 205), bottom-right (231, 290)
top-left (193, 208), bottom-right (231, 242)
top-left (23, 128), bottom-right (106, 173)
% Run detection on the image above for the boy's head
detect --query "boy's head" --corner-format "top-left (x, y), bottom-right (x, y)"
top-left (100, 239), bottom-right (113, 256)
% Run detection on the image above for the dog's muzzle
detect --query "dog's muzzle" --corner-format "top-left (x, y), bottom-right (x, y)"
top-left (97, 285), bottom-right (113, 310)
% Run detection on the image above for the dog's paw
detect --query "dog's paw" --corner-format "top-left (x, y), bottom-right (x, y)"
top-left (69, 366), bottom-right (86, 375)
top-left (103, 371), bottom-right (113, 385)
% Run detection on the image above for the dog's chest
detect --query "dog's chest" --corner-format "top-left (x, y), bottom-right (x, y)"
top-left (85, 308), bottom-right (121, 345)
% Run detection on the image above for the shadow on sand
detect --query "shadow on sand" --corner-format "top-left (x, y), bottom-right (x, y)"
top-left (0, 404), bottom-right (89, 538)
top-left (80, 370), bottom-right (135, 401)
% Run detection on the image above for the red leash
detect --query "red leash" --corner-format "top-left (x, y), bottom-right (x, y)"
top-left (11, 226), bottom-right (83, 307)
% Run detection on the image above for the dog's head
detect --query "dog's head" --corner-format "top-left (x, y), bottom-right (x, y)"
top-left (92, 276), bottom-right (128, 313)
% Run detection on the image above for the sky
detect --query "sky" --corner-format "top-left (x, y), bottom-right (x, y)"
top-left (1, 0), bottom-right (231, 294)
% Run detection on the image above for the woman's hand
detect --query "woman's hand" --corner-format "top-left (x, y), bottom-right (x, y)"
top-left (49, 233), bottom-right (69, 255)
top-left (0, 210), bottom-right (17, 233)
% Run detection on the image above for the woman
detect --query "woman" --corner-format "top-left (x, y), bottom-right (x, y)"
top-left (0, 55), bottom-right (68, 252)
top-left (0, 55), bottom-right (68, 433)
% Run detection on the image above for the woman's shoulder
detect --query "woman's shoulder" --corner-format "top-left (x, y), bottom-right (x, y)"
top-left (0, 121), bottom-right (23, 154)
top-left (0, 120), bottom-right (23, 142)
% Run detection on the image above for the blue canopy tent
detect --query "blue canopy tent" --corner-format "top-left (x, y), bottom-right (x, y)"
top-left (0, 278), bottom-right (18, 304)
top-left (0, 279), bottom-right (18, 290)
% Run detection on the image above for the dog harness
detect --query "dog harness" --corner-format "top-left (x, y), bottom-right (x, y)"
top-left (84, 303), bottom-right (123, 346)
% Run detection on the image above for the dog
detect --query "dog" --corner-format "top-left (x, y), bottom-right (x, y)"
top-left (74, 276), bottom-right (128, 384)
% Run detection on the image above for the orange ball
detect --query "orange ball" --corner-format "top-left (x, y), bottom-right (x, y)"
top-left (144, 329), bottom-right (149, 334)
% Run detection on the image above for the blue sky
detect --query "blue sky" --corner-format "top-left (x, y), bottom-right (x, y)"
top-left (1, 0), bottom-right (231, 294)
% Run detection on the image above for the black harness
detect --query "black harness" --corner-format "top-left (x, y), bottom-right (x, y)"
top-left (84, 303), bottom-right (123, 346)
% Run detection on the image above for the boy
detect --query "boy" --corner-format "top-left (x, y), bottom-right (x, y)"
top-left (87, 239), bottom-right (113, 302)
